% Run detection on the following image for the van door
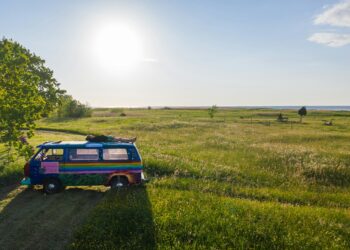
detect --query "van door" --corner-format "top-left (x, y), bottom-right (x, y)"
top-left (29, 149), bottom-right (45, 183)
top-left (40, 148), bottom-right (64, 174)
top-left (29, 148), bottom-right (63, 184)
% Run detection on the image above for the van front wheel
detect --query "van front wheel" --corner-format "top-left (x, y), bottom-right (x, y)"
top-left (43, 178), bottom-right (62, 194)
top-left (110, 176), bottom-right (128, 189)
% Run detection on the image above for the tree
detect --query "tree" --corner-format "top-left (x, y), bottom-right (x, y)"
top-left (298, 106), bottom-right (307, 123)
top-left (57, 94), bottom-right (92, 118)
top-left (277, 113), bottom-right (283, 122)
top-left (0, 38), bottom-right (64, 159)
top-left (208, 105), bottom-right (218, 118)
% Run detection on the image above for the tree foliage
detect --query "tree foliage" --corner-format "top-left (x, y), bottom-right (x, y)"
top-left (298, 106), bottom-right (307, 123)
top-left (208, 105), bottom-right (218, 118)
top-left (0, 38), bottom-right (64, 159)
top-left (57, 95), bottom-right (92, 118)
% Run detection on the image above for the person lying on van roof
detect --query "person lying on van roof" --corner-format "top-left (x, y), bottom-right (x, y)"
top-left (86, 135), bottom-right (136, 143)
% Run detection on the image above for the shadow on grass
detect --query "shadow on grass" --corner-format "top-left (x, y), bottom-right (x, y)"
top-left (0, 187), bottom-right (106, 250)
top-left (40, 117), bottom-right (82, 123)
top-left (0, 183), bottom-right (19, 201)
top-left (0, 165), bottom-right (23, 189)
top-left (69, 186), bottom-right (156, 250)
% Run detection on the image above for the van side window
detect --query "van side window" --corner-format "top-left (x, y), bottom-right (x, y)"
top-left (69, 148), bottom-right (99, 161)
top-left (103, 148), bottom-right (129, 160)
top-left (36, 148), bottom-right (64, 161)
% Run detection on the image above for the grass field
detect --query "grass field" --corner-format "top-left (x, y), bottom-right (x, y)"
top-left (1, 108), bottom-right (350, 249)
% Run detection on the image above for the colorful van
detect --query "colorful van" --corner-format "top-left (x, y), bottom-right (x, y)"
top-left (20, 141), bottom-right (144, 194)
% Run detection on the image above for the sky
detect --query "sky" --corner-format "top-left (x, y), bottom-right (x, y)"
top-left (1, 0), bottom-right (350, 107)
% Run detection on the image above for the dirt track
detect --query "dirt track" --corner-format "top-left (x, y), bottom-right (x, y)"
top-left (0, 185), bottom-right (106, 250)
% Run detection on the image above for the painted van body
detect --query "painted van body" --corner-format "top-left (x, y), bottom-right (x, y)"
top-left (20, 141), bottom-right (143, 193)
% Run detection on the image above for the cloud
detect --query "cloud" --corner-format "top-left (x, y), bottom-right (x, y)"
top-left (314, 0), bottom-right (350, 27)
top-left (308, 1), bottom-right (350, 47)
top-left (308, 32), bottom-right (350, 47)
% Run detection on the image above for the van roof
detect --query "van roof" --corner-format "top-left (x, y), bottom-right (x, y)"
top-left (38, 141), bottom-right (136, 149)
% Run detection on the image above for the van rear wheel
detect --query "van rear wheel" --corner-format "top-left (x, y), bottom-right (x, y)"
top-left (43, 178), bottom-right (62, 194)
top-left (110, 176), bottom-right (129, 189)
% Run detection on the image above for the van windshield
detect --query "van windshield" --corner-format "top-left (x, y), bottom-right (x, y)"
top-left (35, 148), bottom-right (64, 161)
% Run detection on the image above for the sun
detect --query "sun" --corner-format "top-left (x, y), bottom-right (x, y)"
top-left (92, 23), bottom-right (143, 72)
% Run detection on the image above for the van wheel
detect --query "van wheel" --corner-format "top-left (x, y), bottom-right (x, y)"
top-left (43, 178), bottom-right (62, 194)
top-left (110, 176), bottom-right (129, 189)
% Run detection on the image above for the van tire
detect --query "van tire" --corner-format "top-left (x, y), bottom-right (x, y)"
top-left (43, 178), bottom-right (62, 194)
top-left (110, 176), bottom-right (129, 189)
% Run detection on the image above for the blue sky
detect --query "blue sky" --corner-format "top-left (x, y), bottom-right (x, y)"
top-left (1, 0), bottom-right (350, 107)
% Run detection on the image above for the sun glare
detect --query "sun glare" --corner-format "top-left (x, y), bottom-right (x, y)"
top-left (92, 23), bottom-right (143, 72)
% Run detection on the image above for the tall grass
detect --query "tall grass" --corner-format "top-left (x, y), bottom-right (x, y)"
top-left (69, 186), bottom-right (350, 249)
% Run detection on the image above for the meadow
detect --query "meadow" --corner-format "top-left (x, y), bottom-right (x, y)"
top-left (1, 108), bottom-right (350, 249)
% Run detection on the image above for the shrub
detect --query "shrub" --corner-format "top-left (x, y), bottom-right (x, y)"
top-left (208, 105), bottom-right (218, 118)
top-left (298, 106), bottom-right (307, 123)
top-left (57, 95), bottom-right (92, 118)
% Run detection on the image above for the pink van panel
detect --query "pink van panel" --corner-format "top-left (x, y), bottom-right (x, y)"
top-left (41, 162), bottom-right (59, 174)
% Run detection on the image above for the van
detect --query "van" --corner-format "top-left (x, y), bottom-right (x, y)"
top-left (20, 140), bottom-right (144, 194)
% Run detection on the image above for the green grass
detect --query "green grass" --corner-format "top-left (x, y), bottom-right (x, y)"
top-left (70, 186), bottom-right (350, 249)
top-left (1, 108), bottom-right (350, 249)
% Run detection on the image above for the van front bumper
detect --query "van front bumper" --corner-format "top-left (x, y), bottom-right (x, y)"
top-left (20, 177), bottom-right (32, 185)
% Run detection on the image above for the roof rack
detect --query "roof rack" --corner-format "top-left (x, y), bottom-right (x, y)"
top-left (42, 141), bottom-right (53, 144)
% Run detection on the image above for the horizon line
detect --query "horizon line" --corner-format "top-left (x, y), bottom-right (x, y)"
top-left (91, 105), bottom-right (350, 110)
